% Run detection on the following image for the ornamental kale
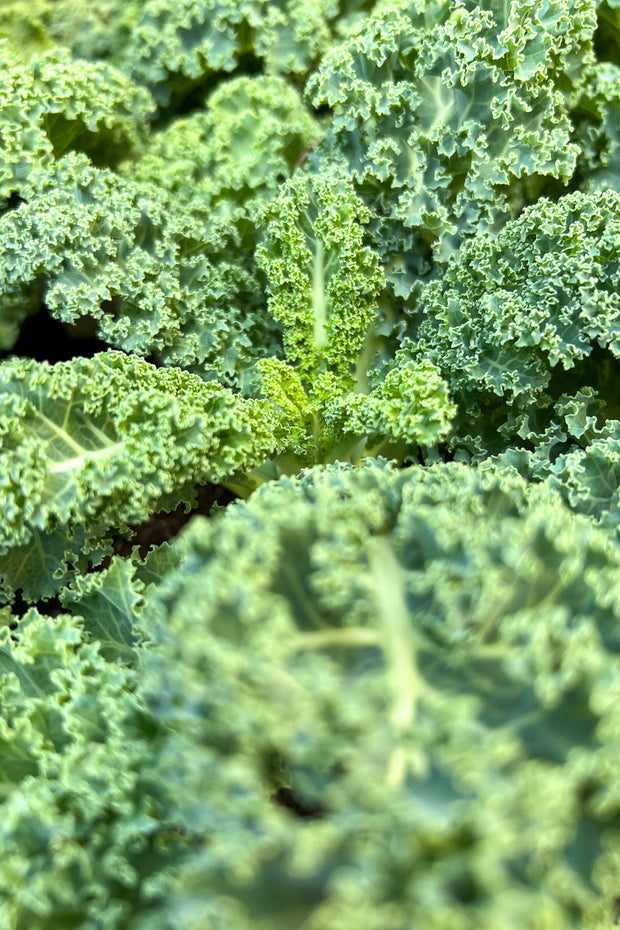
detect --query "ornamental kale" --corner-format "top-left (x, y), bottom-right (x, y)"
top-left (3, 1), bottom-right (620, 928)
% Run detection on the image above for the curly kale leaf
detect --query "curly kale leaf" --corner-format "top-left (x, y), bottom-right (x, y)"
top-left (570, 59), bottom-right (620, 194)
top-left (307, 0), bottom-right (596, 295)
top-left (112, 0), bottom-right (380, 108)
top-left (0, 40), bottom-right (152, 206)
top-left (0, 154), bottom-right (277, 387)
top-left (248, 168), bottom-right (454, 477)
top-left (478, 390), bottom-right (620, 536)
top-left (410, 189), bottom-right (620, 454)
top-left (0, 606), bottom-right (199, 929)
top-left (0, 351), bottom-right (274, 602)
top-left (126, 74), bottom-right (322, 219)
top-left (139, 459), bottom-right (620, 929)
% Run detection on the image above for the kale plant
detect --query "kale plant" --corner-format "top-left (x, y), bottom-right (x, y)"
top-left (2, 1), bottom-right (620, 928)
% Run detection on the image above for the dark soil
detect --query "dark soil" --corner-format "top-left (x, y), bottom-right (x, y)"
top-left (111, 483), bottom-right (237, 559)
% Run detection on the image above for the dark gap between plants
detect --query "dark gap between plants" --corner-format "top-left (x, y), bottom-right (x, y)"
top-left (272, 786), bottom-right (326, 820)
top-left (110, 483), bottom-right (238, 561)
top-left (149, 52), bottom-right (264, 131)
top-left (9, 307), bottom-right (109, 362)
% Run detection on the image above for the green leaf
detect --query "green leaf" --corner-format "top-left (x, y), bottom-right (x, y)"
top-left (307, 0), bottom-right (595, 293)
top-left (59, 557), bottom-right (145, 663)
top-left (0, 351), bottom-right (275, 602)
top-left (411, 189), bottom-right (620, 451)
top-left (144, 460), bottom-right (620, 928)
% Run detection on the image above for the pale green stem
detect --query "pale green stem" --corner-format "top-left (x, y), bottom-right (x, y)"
top-left (368, 536), bottom-right (422, 789)
top-left (288, 627), bottom-right (381, 652)
top-left (353, 323), bottom-right (379, 395)
top-left (312, 241), bottom-right (326, 350)
top-left (48, 441), bottom-right (125, 473)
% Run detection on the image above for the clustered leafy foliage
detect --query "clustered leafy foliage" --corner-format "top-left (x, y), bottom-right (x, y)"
top-left (2, 0), bottom-right (620, 927)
